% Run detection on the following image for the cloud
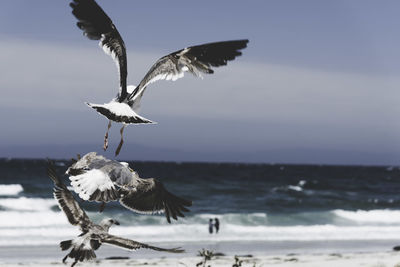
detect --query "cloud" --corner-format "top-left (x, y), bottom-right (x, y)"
top-left (1, 38), bottom-right (400, 164)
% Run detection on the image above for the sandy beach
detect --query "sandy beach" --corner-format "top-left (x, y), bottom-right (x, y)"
top-left (1, 241), bottom-right (400, 267)
top-left (1, 251), bottom-right (400, 267)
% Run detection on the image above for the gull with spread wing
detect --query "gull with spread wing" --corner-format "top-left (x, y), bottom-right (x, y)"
top-left (66, 152), bottom-right (192, 223)
top-left (48, 161), bottom-right (184, 267)
top-left (70, 0), bottom-right (249, 155)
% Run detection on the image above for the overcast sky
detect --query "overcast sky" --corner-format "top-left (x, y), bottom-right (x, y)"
top-left (1, 0), bottom-right (400, 165)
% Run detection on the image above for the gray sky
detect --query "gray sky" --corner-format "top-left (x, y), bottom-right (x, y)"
top-left (1, 0), bottom-right (400, 165)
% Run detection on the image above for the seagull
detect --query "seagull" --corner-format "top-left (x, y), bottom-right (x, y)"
top-left (66, 152), bottom-right (192, 223)
top-left (48, 161), bottom-right (184, 267)
top-left (69, 0), bottom-right (249, 156)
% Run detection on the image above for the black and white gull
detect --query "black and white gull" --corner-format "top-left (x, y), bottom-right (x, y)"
top-left (69, 0), bottom-right (249, 156)
top-left (66, 152), bottom-right (192, 223)
top-left (48, 161), bottom-right (184, 267)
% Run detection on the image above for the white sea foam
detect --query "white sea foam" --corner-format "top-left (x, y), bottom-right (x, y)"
top-left (0, 197), bottom-right (56, 211)
top-left (2, 223), bottom-right (400, 246)
top-left (196, 213), bottom-right (268, 225)
top-left (298, 180), bottom-right (307, 187)
top-left (2, 208), bottom-right (400, 246)
top-left (0, 226), bottom-right (78, 237)
top-left (100, 224), bottom-right (400, 243)
top-left (0, 211), bottom-right (68, 227)
top-left (0, 184), bottom-right (23, 196)
top-left (287, 185), bottom-right (303, 191)
top-left (197, 213), bottom-right (266, 219)
top-left (55, 161), bottom-right (66, 167)
top-left (333, 209), bottom-right (400, 224)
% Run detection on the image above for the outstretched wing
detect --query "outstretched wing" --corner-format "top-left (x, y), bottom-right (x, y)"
top-left (102, 234), bottom-right (184, 253)
top-left (70, 0), bottom-right (128, 100)
top-left (119, 178), bottom-right (192, 223)
top-left (128, 39), bottom-right (249, 102)
top-left (47, 161), bottom-right (91, 231)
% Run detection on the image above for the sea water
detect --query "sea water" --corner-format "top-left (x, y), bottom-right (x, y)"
top-left (0, 159), bottom-right (400, 251)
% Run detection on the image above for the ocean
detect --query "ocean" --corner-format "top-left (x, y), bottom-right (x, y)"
top-left (1, 158), bottom-right (400, 258)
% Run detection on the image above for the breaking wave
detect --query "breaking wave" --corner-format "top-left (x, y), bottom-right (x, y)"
top-left (0, 184), bottom-right (23, 196)
top-left (1, 195), bottom-right (400, 246)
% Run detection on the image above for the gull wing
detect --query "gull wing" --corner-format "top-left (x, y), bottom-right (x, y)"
top-left (67, 152), bottom-right (120, 202)
top-left (102, 234), bottom-right (184, 253)
top-left (47, 161), bottom-right (91, 231)
top-left (70, 0), bottom-right (128, 100)
top-left (119, 178), bottom-right (192, 223)
top-left (69, 168), bottom-right (120, 203)
top-left (128, 39), bottom-right (249, 102)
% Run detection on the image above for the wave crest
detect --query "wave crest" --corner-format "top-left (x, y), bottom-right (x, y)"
top-left (333, 209), bottom-right (400, 224)
top-left (0, 197), bottom-right (56, 211)
top-left (0, 184), bottom-right (23, 196)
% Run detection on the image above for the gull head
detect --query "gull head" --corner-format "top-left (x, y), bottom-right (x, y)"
top-left (66, 152), bottom-right (99, 175)
top-left (100, 218), bottom-right (120, 229)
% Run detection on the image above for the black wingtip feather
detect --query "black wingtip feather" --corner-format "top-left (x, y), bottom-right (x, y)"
top-left (60, 240), bottom-right (73, 251)
top-left (177, 39), bottom-right (249, 72)
top-left (163, 193), bottom-right (192, 222)
top-left (70, 0), bottom-right (113, 41)
top-left (164, 205), bottom-right (171, 223)
top-left (47, 160), bottom-right (68, 190)
top-left (168, 204), bottom-right (178, 221)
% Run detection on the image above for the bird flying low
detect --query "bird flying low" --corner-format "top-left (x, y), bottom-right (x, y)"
top-left (69, 0), bottom-right (249, 156)
top-left (47, 161), bottom-right (184, 267)
top-left (66, 152), bottom-right (192, 223)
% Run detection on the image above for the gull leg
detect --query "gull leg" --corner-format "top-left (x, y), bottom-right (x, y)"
top-left (115, 125), bottom-right (125, 156)
top-left (62, 254), bottom-right (68, 263)
top-left (103, 120), bottom-right (112, 151)
top-left (99, 202), bottom-right (106, 212)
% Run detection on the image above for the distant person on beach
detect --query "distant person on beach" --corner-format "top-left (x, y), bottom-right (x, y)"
top-left (214, 218), bottom-right (220, 233)
top-left (208, 219), bottom-right (213, 234)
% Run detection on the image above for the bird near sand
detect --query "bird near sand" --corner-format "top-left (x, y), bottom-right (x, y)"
top-left (48, 161), bottom-right (184, 267)
top-left (69, 0), bottom-right (249, 156)
top-left (66, 152), bottom-right (192, 223)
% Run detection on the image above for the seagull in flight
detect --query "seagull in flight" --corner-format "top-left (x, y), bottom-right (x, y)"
top-left (66, 152), bottom-right (192, 223)
top-left (48, 161), bottom-right (184, 267)
top-left (69, 0), bottom-right (249, 156)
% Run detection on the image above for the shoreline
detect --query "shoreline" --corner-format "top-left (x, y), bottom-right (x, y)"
top-left (1, 240), bottom-right (400, 266)
top-left (1, 251), bottom-right (400, 267)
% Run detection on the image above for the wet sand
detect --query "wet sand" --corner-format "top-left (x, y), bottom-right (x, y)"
top-left (1, 251), bottom-right (400, 267)
top-left (1, 240), bottom-right (400, 267)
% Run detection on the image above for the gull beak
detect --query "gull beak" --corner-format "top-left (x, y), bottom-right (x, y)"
top-left (114, 220), bottom-right (120, 225)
